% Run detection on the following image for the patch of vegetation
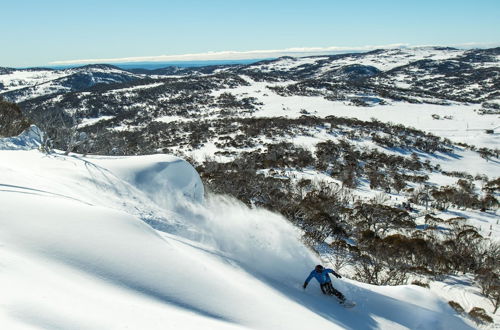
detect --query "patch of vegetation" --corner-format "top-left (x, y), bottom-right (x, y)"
top-left (0, 96), bottom-right (31, 137)
top-left (412, 280), bottom-right (430, 288)
top-left (448, 300), bottom-right (464, 314)
top-left (468, 307), bottom-right (493, 324)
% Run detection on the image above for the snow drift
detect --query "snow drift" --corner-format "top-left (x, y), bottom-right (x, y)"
top-left (0, 127), bottom-right (475, 329)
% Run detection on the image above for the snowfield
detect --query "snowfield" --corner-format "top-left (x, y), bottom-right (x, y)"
top-left (0, 127), bottom-right (483, 329)
top-left (211, 76), bottom-right (499, 149)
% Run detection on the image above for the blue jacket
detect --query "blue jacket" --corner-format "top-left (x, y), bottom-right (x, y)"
top-left (305, 268), bottom-right (338, 285)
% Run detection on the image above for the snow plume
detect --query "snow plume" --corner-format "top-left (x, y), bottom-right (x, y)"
top-left (91, 153), bottom-right (317, 283)
top-left (175, 194), bottom-right (317, 283)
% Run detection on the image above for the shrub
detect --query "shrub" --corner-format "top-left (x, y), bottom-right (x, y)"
top-left (412, 280), bottom-right (430, 288)
top-left (468, 307), bottom-right (493, 324)
top-left (448, 301), bottom-right (464, 314)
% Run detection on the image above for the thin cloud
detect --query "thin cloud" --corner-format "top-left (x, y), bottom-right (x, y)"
top-left (49, 42), bottom-right (498, 65)
top-left (49, 44), bottom-right (409, 65)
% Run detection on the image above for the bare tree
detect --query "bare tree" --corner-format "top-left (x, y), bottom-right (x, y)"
top-left (476, 243), bottom-right (500, 313)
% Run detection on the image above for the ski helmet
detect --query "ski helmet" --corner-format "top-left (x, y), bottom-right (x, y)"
top-left (315, 264), bottom-right (324, 272)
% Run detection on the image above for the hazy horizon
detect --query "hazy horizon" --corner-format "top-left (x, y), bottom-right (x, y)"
top-left (2, 0), bottom-right (499, 67)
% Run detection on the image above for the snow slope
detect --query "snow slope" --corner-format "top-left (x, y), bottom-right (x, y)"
top-left (0, 128), bottom-right (476, 329)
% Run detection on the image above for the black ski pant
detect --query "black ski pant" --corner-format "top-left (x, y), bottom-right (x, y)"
top-left (320, 282), bottom-right (345, 302)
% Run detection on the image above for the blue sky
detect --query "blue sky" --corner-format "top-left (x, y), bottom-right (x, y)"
top-left (2, 0), bottom-right (499, 67)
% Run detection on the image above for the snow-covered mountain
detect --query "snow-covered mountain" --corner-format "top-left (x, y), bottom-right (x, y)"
top-left (0, 64), bottom-right (143, 102)
top-left (0, 127), bottom-right (480, 329)
top-left (234, 47), bottom-right (499, 105)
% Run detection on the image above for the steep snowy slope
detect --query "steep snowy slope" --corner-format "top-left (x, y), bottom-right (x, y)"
top-left (0, 128), bottom-right (476, 329)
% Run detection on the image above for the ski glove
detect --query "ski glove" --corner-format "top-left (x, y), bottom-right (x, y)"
top-left (333, 272), bottom-right (342, 279)
top-left (303, 282), bottom-right (308, 289)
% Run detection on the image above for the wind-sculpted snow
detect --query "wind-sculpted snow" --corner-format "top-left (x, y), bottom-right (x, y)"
top-left (89, 154), bottom-right (204, 205)
top-left (0, 129), bottom-right (476, 329)
top-left (0, 125), bottom-right (43, 150)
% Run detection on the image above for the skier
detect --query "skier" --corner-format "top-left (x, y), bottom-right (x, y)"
top-left (303, 264), bottom-right (346, 303)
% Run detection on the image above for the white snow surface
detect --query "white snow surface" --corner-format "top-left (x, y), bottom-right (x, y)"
top-left (0, 128), bottom-right (478, 329)
top-left (0, 125), bottom-right (43, 150)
